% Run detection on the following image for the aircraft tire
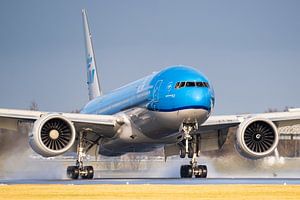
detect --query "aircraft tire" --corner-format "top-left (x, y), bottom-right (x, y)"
top-left (67, 166), bottom-right (79, 179)
top-left (180, 165), bottom-right (193, 178)
top-left (195, 165), bottom-right (207, 178)
top-left (81, 166), bottom-right (94, 179)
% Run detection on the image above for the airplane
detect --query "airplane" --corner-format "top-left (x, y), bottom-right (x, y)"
top-left (0, 9), bottom-right (300, 179)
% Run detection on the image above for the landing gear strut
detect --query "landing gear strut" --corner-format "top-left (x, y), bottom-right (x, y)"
top-left (180, 123), bottom-right (207, 178)
top-left (67, 131), bottom-right (94, 179)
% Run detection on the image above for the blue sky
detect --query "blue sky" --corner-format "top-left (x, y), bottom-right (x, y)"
top-left (0, 0), bottom-right (299, 114)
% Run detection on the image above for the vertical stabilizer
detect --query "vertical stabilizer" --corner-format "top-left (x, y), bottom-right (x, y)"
top-left (82, 9), bottom-right (102, 100)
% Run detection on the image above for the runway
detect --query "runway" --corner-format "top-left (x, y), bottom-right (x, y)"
top-left (1, 178), bottom-right (300, 185)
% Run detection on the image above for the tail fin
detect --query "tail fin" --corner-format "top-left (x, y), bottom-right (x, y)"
top-left (82, 9), bottom-right (102, 100)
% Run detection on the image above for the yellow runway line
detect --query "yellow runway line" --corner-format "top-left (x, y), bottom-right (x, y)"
top-left (0, 184), bottom-right (299, 200)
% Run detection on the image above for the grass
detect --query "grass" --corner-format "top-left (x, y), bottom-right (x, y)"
top-left (0, 184), bottom-right (299, 200)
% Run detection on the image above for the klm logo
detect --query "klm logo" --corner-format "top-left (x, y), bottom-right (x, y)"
top-left (87, 56), bottom-right (93, 69)
top-left (87, 55), bottom-right (95, 84)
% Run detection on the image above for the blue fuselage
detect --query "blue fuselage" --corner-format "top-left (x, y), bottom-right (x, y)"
top-left (81, 66), bottom-right (215, 116)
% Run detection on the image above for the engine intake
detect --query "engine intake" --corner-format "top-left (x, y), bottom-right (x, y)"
top-left (29, 114), bottom-right (76, 157)
top-left (41, 118), bottom-right (73, 151)
top-left (236, 117), bottom-right (279, 159)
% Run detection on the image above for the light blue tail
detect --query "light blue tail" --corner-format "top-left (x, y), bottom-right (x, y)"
top-left (82, 9), bottom-right (102, 100)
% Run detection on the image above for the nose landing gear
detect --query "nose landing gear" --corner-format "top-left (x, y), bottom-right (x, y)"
top-left (180, 123), bottom-right (207, 178)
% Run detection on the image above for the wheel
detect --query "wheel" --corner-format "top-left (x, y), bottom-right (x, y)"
top-left (67, 166), bottom-right (79, 179)
top-left (86, 166), bottom-right (94, 179)
top-left (81, 166), bottom-right (94, 179)
top-left (200, 165), bottom-right (207, 178)
top-left (195, 165), bottom-right (207, 178)
top-left (179, 148), bottom-right (186, 158)
top-left (180, 165), bottom-right (192, 178)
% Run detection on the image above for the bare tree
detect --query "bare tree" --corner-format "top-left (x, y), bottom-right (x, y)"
top-left (71, 109), bottom-right (81, 113)
top-left (29, 101), bottom-right (39, 111)
top-left (265, 106), bottom-right (294, 113)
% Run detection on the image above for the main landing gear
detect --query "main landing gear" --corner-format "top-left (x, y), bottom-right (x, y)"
top-left (179, 123), bottom-right (207, 178)
top-left (67, 131), bottom-right (94, 179)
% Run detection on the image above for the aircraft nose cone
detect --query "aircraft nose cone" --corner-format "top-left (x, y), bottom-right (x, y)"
top-left (202, 91), bottom-right (213, 111)
top-left (191, 88), bottom-right (212, 111)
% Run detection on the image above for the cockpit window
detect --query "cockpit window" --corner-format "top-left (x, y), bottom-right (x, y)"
top-left (186, 82), bottom-right (196, 87)
top-left (175, 81), bottom-right (209, 89)
top-left (196, 82), bottom-right (210, 87)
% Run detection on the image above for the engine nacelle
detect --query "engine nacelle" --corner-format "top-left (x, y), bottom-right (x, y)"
top-left (29, 113), bottom-right (76, 157)
top-left (236, 117), bottom-right (279, 159)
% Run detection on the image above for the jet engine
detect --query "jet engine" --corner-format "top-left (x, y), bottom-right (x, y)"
top-left (236, 117), bottom-right (279, 159)
top-left (29, 114), bottom-right (76, 157)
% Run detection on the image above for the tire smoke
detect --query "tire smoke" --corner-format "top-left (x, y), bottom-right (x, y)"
top-left (0, 129), bottom-right (65, 179)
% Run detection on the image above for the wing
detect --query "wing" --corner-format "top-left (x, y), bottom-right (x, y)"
top-left (196, 108), bottom-right (300, 153)
top-left (202, 108), bottom-right (300, 130)
top-left (0, 108), bottom-right (124, 137)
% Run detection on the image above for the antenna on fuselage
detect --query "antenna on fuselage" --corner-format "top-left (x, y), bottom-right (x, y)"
top-left (82, 9), bottom-right (102, 100)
